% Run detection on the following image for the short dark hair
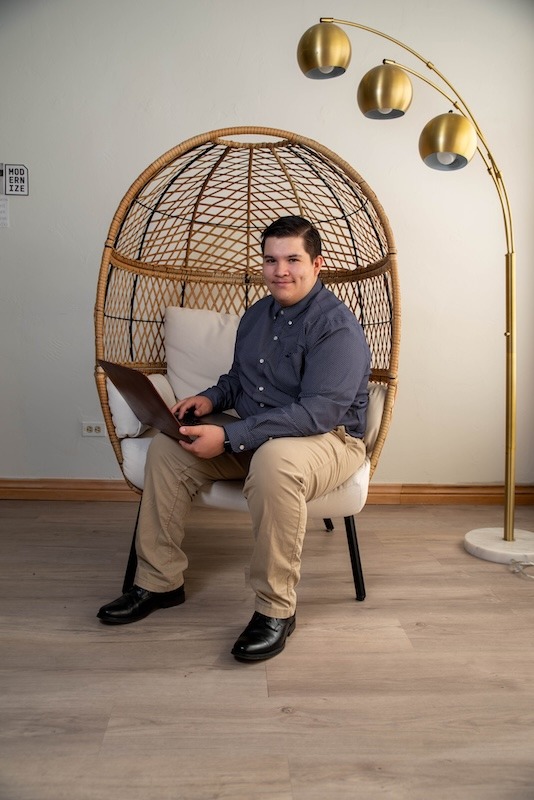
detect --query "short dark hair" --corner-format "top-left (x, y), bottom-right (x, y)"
top-left (261, 216), bottom-right (322, 260)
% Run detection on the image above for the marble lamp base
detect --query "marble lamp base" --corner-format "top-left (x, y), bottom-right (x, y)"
top-left (464, 527), bottom-right (534, 564)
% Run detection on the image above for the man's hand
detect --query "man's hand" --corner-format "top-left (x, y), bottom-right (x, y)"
top-left (172, 395), bottom-right (214, 419)
top-left (178, 424), bottom-right (225, 459)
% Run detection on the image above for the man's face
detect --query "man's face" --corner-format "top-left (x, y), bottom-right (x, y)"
top-left (262, 235), bottom-right (323, 308)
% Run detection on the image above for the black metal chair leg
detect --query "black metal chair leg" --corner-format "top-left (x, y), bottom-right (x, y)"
top-left (122, 501), bottom-right (141, 593)
top-left (344, 515), bottom-right (366, 601)
top-left (323, 517), bottom-right (334, 532)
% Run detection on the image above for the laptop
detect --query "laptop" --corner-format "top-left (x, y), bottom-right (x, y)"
top-left (97, 359), bottom-right (236, 443)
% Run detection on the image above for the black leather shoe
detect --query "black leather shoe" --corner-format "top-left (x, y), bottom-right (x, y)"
top-left (97, 584), bottom-right (185, 625)
top-left (231, 611), bottom-right (296, 661)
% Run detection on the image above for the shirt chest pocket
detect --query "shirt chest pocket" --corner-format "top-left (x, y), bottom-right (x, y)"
top-left (268, 341), bottom-right (306, 394)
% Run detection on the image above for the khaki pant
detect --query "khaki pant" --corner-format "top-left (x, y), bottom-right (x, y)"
top-left (135, 428), bottom-right (366, 618)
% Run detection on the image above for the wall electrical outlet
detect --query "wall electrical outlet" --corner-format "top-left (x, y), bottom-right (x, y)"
top-left (82, 422), bottom-right (105, 437)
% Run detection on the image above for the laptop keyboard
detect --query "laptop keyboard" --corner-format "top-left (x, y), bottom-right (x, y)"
top-left (176, 411), bottom-right (202, 426)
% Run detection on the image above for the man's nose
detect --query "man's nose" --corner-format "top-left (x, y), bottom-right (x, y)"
top-left (274, 261), bottom-right (289, 274)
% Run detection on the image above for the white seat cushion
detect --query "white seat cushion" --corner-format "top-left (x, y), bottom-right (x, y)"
top-left (121, 430), bottom-right (157, 490)
top-left (123, 436), bottom-right (370, 518)
top-left (195, 457), bottom-right (370, 518)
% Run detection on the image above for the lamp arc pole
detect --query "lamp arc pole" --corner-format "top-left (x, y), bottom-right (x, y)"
top-left (297, 17), bottom-right (533, 561)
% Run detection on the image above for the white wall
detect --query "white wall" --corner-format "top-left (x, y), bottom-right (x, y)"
top-left (0, 0), bottom-right (532, 485)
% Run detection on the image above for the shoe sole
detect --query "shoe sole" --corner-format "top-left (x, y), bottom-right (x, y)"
top-left (232, 617), bottom-right (296, 662)
top-left (97, 592), bottom-right (185, 625)
top-left (98, 610), bottom-right (154, 625)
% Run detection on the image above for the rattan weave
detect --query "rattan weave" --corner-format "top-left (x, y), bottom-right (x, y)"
top-left (95, 127), bottom-right (400, 490)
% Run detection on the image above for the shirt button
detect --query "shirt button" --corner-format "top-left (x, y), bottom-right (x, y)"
top-left (288, 320), bottom-right (293, 326)
top-left (259, 358), bottom-right (264, 364)
top-left (239, 444), bottom-right (245, 451)
top-left (260, 403), bottom-right (265, 408)
top-left (280, 310), bottom-right (284, 315)
top-left (258, 386), bottom-right (264, 391)
top-left (273, 335), bottom-right (278, 341)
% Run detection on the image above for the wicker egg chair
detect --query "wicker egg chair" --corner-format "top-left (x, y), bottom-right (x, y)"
top-left (94, 126), bottom-right (400, 600)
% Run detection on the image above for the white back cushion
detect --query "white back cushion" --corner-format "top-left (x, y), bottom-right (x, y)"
top-left (164, 306), bottom-right (241, 399)
top-left (364, 382), bottom-right (387, 455)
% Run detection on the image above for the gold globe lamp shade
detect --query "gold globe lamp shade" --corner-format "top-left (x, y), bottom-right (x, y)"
top-left (297, 22), bottom-right (351, 79)
top-left (419, 112), bottom-right (478, 171)
top-left (357, 64), bottom-right (413, 119)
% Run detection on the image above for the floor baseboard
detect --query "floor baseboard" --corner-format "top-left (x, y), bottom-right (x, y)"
top-left (0, 479), bottom-right (140, 502)
top-left (0, 479), bottom-right (533, 505)
top-left (369, 484), bottom-right (534, 505)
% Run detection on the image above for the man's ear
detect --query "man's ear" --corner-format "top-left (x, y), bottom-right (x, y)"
top-left (313, 255), bottom-right (325, 274)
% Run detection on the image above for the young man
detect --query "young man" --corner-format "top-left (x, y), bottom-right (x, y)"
top-left (97, 216), bottom-right (371, 661)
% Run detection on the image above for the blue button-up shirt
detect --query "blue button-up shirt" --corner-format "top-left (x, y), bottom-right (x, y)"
top-left (201, 280), bottom-right (371, 453)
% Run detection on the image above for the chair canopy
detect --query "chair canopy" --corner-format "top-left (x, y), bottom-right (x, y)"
top-left (95, 126), bottom-right (400, 489)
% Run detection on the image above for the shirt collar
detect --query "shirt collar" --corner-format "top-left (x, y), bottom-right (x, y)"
top-left (271, 279), bottom-right (323, 320)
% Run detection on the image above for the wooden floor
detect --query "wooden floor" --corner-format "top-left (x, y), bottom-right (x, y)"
top-left (1, 500), bottom-right (534, 800)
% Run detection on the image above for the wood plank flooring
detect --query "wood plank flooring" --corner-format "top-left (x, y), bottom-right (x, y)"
top-left (1, 500), bottom-right (533, 800)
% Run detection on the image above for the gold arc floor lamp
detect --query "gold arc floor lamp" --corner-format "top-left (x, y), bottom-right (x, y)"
top-left (297, 17), bottom-right (534, 564)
